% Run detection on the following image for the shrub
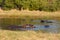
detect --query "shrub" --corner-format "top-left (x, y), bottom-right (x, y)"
top-left (2, 0), bottom-right (15, 10)
top-left (0, 0), bottom-right (60, 11)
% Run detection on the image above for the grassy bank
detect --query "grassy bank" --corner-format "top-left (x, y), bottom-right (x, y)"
top-left (0, 10), bottom-right (60, 20)
top-left (0, 30), bottom-right (60, 40)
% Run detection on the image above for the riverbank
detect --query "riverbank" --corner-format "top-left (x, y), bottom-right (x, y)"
top-left (0, 10), bottom-right (60, 40)
top-left (0, 9), bottom-right (60, 20)
top-left (0, 30), bottom-right (60, 40)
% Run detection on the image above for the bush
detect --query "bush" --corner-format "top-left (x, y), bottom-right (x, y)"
top-left (0, 0), bottom-right (2, 6)
top-left (2, 0), bottom-right (15, 10)
top-left (0, 0), bottom-right (60, 11)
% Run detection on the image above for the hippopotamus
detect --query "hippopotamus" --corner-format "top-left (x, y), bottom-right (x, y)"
top-left (7, 24), bottom-right (36, 30)
top-left (41, 20), bottom-right (45, 23)
top-left (44, 25), bottom-right (50, 28)
top-left (7, 25), bottom-right (23, 30)
top-left (28, 24), bottom-right (36, 28)
top-left (41, 20), bottom-right (54, 23)
top-left (22, 24), bottom-right (36, 28)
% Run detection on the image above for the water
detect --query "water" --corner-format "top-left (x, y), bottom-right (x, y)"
top-left (18, 20), bottom-right (60, 33)
top-left (0, 18), bottom-right (60, 33)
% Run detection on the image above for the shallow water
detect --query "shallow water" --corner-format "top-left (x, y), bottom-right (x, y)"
top-left (0, 18), bottom-right (60, 33)
top-left (17, 20), bottom-right (60, 33)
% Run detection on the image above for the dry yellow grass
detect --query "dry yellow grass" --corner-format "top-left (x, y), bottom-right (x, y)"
top-left (0, 30), bottom-right (60, 40)
top-left (0, 9), bottom-right (60, 19)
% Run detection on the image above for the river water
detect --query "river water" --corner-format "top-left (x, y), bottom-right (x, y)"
top-left (0, 18), bottom-right (60, 33)
top-left (17, 20), bottom-right (60, 33)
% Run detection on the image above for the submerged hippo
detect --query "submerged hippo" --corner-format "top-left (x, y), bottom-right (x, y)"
top-left (41, 20), bottom-right (54, 23)
top-left (7, 24), bottom-right (36, 30)
top-left (8, 25), bottom-right (23, 30)
top-left (44, 25), bottom-right (50, 28)
top-left (22, 24), bottom-right (36, 28)
top-left (29, 24), bottom-right (36, 28)
top-left (41, 20), bottom-right (45, 23)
